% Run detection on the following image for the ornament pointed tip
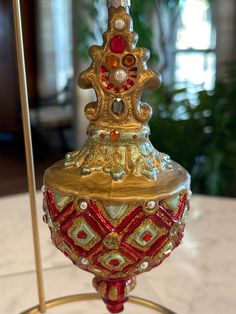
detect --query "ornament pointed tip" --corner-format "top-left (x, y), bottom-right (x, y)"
top-left (107, 304), bottom-right (124, 313)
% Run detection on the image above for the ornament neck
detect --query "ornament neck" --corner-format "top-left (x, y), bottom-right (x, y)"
top-left (86, 124), bottom-right (150, 143)
top-left (107, 0), bottom-right (131, 10)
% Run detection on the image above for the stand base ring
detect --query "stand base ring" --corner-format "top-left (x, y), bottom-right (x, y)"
top-left (19, 293), bottom-right (177, 314)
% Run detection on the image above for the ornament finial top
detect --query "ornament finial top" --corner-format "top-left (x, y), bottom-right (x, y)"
top-left (78, 6), bottom-right (161, 129)
top-left (107, 0), bottom-right (131, 9)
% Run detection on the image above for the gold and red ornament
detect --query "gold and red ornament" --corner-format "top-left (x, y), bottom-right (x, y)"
top-left (43, 0), bottom-right (191, 313)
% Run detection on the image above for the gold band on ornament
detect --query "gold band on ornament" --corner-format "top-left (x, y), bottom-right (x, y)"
top-left (86, 125), bottom-right (150, 142)
top-left (107, 0), bottom-right (131, 8)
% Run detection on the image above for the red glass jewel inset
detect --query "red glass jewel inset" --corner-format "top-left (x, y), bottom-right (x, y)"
top-left (77, 230), bottom-right (87, 239)
top-left (142, 231), bottom-right (153, 242)
top-left (107, 83), bottom-right (114, 90)
top-left (100, 65), bottom-right (108, 73)
top-left (102, 76), bottom-right (109, 82)
top-left (110, 35), bottom-right (127, 53)
top-left (127, 79), bottom-right (134, 86)
top-left (109, 259), bottom-right (120, 267)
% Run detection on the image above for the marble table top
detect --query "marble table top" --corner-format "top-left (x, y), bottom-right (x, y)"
top-left (0, 193), bottom-right (235, 314)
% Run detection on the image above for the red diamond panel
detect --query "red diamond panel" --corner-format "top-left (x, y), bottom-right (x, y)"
top-left (45, 189), bottom-right (189, 277)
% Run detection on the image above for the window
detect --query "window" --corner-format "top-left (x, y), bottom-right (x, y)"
top-left (175, 0), bottom-right (216, 90)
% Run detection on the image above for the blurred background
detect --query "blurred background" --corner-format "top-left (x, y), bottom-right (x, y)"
top-left (0, 0), bottom-right (235, 197)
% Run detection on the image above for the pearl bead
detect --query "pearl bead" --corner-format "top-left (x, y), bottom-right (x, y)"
top-left (140, 261), bottom-right (149, 270)
top-left (114, 19), bottom-right (125, 30)
top-left (81, 257), bottom-right (89, 265)
top-left (114, 69), bottom-right (127, 83)
top-left (79, 200), bottom-right (88, 210)
top-left (146, 201), bottom-right (156, 210)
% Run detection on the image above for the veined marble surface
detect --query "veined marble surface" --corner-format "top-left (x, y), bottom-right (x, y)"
top-left (0, 193), bottom-right (235, 314)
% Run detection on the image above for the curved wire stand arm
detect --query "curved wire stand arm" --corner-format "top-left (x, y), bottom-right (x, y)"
top-left (19, 293), bottom-right (177, 314)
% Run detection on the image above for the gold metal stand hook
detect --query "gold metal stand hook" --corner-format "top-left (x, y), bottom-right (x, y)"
top-left (12, 0), bottom-right (46, 312)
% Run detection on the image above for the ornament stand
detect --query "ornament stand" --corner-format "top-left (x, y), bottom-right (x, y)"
top-left (13, 0), bottom-right (176, 313)
top-left (19, 294), bottom-right (176, 314)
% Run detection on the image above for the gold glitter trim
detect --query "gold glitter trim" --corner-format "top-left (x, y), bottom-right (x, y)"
top-left (109, 286), bottom-right (119, 301)
top-left (103, 232), bottom-right (121, 249)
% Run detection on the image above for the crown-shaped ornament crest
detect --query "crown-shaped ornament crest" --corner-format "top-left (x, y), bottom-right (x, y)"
top-left (64, 1), bottom-right (174, 182)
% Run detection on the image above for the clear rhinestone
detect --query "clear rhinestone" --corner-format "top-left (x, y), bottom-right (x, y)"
top-left (114, 19), bottom-right (125, 30)
top-left (112, 98), bottom-right (124, 115)
top-left (114, 69), bottom-right (127, 83)
top-left (146, 201), bottom-right (156, 210)
top-left (81, 257), bottom-right (89, 265)
top-left (65, 152), bottom-right (72, 161)
top-left (140, 261), bottom-right (149, 270)
top-left (79, 200), bottom-right (88, 210)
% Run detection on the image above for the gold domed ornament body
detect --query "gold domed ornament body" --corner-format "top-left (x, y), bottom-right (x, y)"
top-left (43, 1), bottom-right (191, 313)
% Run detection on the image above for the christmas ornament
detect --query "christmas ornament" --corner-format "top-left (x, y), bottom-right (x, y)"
top-left (43, 1), bottom-right (191, 313)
